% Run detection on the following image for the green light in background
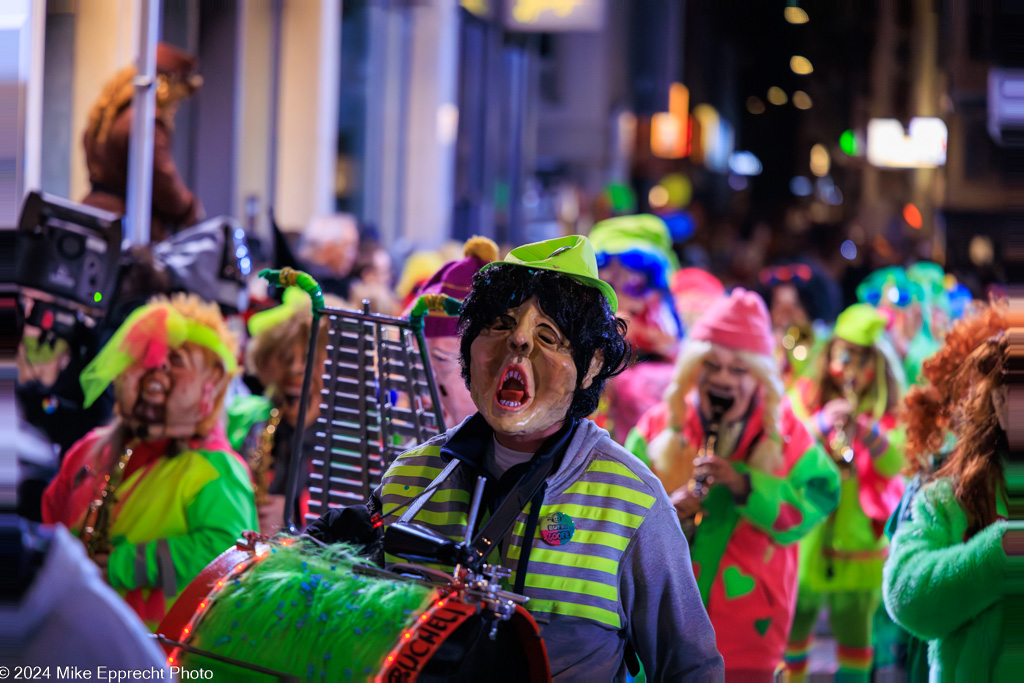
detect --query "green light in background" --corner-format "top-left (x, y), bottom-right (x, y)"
top-left (840, 130), bottom-right (858, 156)
top-left (94, 292), bottom-right (102, 303)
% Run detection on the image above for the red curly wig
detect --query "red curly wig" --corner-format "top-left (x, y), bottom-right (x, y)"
top-left (900, 300), bottom-right (1007, 537)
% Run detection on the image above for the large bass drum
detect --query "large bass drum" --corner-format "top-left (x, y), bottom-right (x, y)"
top-left (158, 537), bottom-right (550, 681)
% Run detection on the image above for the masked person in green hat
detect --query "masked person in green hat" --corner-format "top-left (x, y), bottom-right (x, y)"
top-left (588, 214), bottom-right (685, 444)
top-left (364, 235), bottom-right (723, 679)
top-left (226, 287), bottom-right (330, 533)
top-left (857, 266), bottom-right (938, 385)
top-left (783, 304), bottom-right (908, 681)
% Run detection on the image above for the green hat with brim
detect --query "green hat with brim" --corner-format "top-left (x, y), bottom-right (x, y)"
top-left (481, 235), bottom-right (618, 312)
top-left (834, 303), bottom-right (887, 347)
top-left (590, 214), bottom-right (681, 272)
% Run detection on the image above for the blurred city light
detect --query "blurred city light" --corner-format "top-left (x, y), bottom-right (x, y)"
top-left (746, 96), bottom-right (766, 115)
top-left (841, 240), bottom-right (857, 260)
top-left (792, 91), bottom-right (812, 109)
top-left (651, 82), bottom-right (691, 159)
top-left (840, 129), bottom-right (859, 155)
top-left (784, 4), bottom-right (809, 24)
top-left (969, 235), bottom-right (994, 265)
top-left (790, 56), bottom-right (813, 75)
top-left (767, 87), bottom-right (788, 105)
top-left (728, 150), bottom-right (763, 176)
top-left (660, 174), bottom-right (693, 208)
top-left (902, 203), bottom-right (923, 229)
top-left (728, 173), bottom-right (749, 191)
top-left (790, 176), bottom-right (813, 196)
top-left (649, 185), bottom-right (669, 209)
top-left (810, 143), bottom-right (830, 177)
top-left (867, 117), bottom-right (948, 168)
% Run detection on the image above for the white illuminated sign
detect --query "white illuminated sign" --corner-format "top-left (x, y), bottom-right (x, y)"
top-left (866, 117), bottom-right (947, 168)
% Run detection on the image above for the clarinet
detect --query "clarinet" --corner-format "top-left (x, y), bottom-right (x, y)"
top-left (681, 393), bottom-right (734, 541)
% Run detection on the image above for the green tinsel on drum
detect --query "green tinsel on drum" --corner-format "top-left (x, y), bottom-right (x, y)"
top-left (181, 540), bottom-right (435, 680)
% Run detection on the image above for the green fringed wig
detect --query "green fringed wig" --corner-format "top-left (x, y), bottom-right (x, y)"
top-left (174, 540), bottom-right (434, 680)
top-left (79, 300), bottom-right (238, 409)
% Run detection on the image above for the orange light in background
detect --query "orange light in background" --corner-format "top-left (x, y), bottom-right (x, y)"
top-left (746, 96), bottom-right (766, 115)
top-left (767, 87), bottom-right (788, 105)
top-left (790, 56), bottom-right (814, 75)
top-left (785, 6), bottom-right (809, 23)
top-left (792, 91), bottom-right (813, 109)
top-left (648, 185), bottom-right (670, 209)
top-left (651, 83), bottom-right (691, 159)
top-left (810, 144), bottom-right (830, 177)
top-left (903, 203), bottom-right (923, 229)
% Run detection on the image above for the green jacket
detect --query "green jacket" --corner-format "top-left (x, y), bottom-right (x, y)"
top-left (883, 478), bottom-right (1024, 681)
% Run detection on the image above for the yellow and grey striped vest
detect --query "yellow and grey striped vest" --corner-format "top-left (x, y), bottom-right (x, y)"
top-left (377, 442), bottom-right (658, 630)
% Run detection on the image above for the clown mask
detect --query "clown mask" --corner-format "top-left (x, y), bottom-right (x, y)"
top-left (695, 346), bottom-right (760, 425)
top-left (426, 335), bottom-right (477, 427)
top-left (470, 296), bottom-right (600, 451)
top-left (827, 338), bottom-right (876, 398)
top-left (115, 342), bottom-right (227, 439)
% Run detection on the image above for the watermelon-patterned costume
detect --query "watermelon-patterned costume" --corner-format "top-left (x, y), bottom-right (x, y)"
top-left (628, 392), bottom-right (840, 676)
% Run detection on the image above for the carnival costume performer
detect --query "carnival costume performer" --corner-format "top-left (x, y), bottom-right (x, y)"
top-left (625, 288), bottom-right (840, 679)
top-left (403, 236), bottom-right (498, 427)
top-left (783, 304), bottom-right (907, 681)
top-left (589, 214), bottom-right (684, 443)
top-left (227, 287), bottom-right (328, 532)
top-left (359, 236), bottom-right (723, 679)
top-left (883, 301), bottom-right (1021, 680)
top-left (858, 266), bottom-right (938, 386)
top-left (42, 294), bottom-right (257, 628)
top-left (883, 300), bottom-right (1006, 679)
top-left (758, 261), bottom-right (841, 389)
top-left (82, 43), bottom-right (203, 242)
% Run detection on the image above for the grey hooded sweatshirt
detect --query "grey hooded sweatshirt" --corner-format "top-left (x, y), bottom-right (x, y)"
top-left (372, 415), bottom-right (724, 681)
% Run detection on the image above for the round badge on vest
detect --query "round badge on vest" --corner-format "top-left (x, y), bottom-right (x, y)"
top-left (540, 511), bottom-right (575, 546)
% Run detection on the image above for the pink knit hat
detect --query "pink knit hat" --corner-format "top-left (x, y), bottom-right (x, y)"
top-left (689, 287), bottom-right (774, 356)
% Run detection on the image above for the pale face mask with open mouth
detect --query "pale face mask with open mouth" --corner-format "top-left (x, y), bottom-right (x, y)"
top-left (695, 346), bottom-right (759, 426)
top-left (470, 296), bottom-right (587, 449)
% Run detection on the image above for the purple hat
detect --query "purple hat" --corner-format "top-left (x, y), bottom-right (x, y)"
top-left (417, 236), bottom-right (498, 338)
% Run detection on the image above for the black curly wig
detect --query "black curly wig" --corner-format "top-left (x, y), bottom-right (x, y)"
top-left (458, 264), bottom-right (632, 422)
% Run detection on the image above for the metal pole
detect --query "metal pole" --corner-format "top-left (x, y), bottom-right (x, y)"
top-left (125, 0), bottom-right (162, 246)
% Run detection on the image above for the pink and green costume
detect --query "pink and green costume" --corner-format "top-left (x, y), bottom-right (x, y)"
top-left (41, 299), bottom-right (255, 628)
top-left (784, 304), bottom-right (907, 680)
top-left (42, 427), bottom-right (257, 628)
top-left (627, 393), bottom-right (840, 676)
top-left (784, 379), bottom-right (905, 679)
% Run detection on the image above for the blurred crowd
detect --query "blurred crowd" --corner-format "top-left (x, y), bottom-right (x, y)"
top-left (10, 42), bottom-right (1013, 681)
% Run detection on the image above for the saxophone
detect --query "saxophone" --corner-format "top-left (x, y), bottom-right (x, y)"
top-left (681, 393), bottom-right (735, 541)
top-left (81, 429), bottom-right (134, 558)
top-left (249, 407), bottom-right (281, 507)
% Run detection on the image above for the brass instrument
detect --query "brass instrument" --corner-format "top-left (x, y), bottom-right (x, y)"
top-left (248, 407), bottom-right (282, 507)
top-left (81, 443), bottom-right (134, 558)
top-left (828, 377), bottom-right (857, 477)
top-left (681, 393), bottom-right (734, 541)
